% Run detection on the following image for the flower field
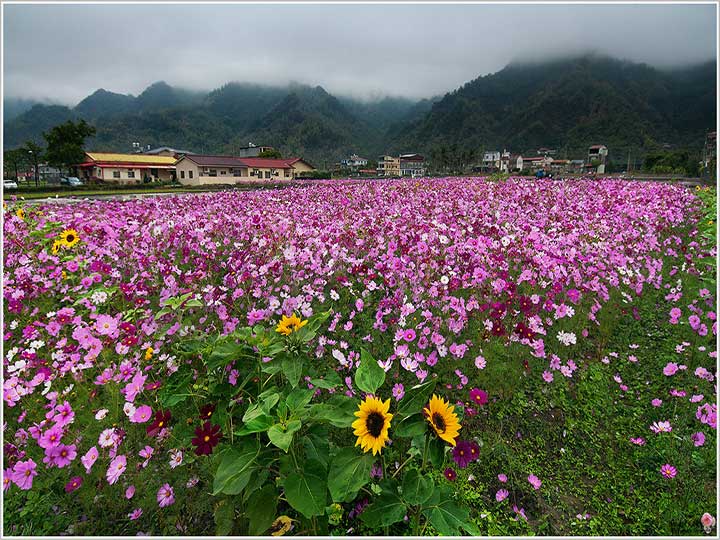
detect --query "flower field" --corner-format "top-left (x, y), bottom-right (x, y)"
top-left (3, 178), bottom-right (717, 536)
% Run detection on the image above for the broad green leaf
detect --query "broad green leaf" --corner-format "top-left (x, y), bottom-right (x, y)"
top-left (281, 356), bottom-right (303, 388)
top-left (401, 469), bottom-right (434, 505)
top-left (422, 492), bottom-right (479, 536)
top-left (309, 371), bottom-right (342, 389)
top-left (246, 484), bottom-right (278, 535)
top-left (208, 341), bottom-right (248, 371)
top-left (360, 492), bottom-right (406, 528)
top-left (304, 426), bottom-right (330, 470)
top-left (354, 348), bottom-right (385, 395)
top-left (283, 459), bottom-right (327, 518)
top-left (267, 420), bottom-right (302, 452)
top-left (214, 498), bottom-right (235, 536)
top-left (213, 440), bottom-right (259, 495)
top-left (397, 380), bottom-right (437, 417)
top-left (428, 437), bottom-right (446, 469)
top-left (328, 448), bottom-right (374, 503)
top-left (307, 398), bottom-right (356, 428)
top-left (234, 414), bottom-right (274, 436)
top-left (286, 387), bottom-right (315, 411)
top-left (394, 414), bottom-right (428, 438)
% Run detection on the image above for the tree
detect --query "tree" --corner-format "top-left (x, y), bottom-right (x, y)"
top-left (22, 141), bottom-right (44, 187)
top-left (4, 148), bottom-right (28, 182)
top-left (43, 119), bottom-right (96, 174)
top-left (257, 148), bottom-right (283, 159)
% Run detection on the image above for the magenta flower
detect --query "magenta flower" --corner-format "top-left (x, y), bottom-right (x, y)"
top-left (392, 383), bottom-right (405, 401)
top-left (663, 362), bottom-right (679, 376)
top-left (106, 455), bottom-right (127, 485)
top-left (650, 421), bottom-right (672, 433)
top-left (44, 444), bottom-right (76, 468)
top-left (443, 468), bottom-right (457, 482)
top-left (128, 508), bottom-right (143, 521)
top-left (11, 459), bottom-right (37, 490)
top-left (126, 485), bottom-right (136, 499)
top-left (496, 489), bottom-right (509, 502)
top-left (157, 483), bottom-right (175, 507)
top-left (528, 474), bottom-right (542, 490)
top-left (403, 329), bottom-right (416, 342)
top-left (651, 398), bottom-right (663, 407)
top-left (65, 476), bottom-right (83, 493)
top-left (660, 464), bottom-right (677, 479)
top-left (498, 473), bottom-right (508, 483)
top-left (38, 425), bottom-right (64, 449)
top-left (95, 314), bottom-right (118, 336)
top-left (691, 432), bottom-right (706, 447)
top-left (469, 387), bottom-right (488, 406)
top-left (630, 437), bottom-right (646, 446)
top-left (81, 446), bottom-right (99, 473)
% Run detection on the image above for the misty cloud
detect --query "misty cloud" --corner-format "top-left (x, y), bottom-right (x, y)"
top-left (3, 3), bottom-right (716, 104)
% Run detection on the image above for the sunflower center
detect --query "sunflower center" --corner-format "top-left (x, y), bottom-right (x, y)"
top-left (66, 234), bottom-right (75, 243)
top-left (365, 412), bottom-right (385, 437)
top-left (432, 412), bottom-right (446, 432)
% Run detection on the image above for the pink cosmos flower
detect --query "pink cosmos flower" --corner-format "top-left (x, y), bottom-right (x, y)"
top-left (126, 485), bottom-right (136, 499)
top-left (52, 401), bottom-right (75, 427)
top-left (660, 464), bottom-right (677, 479)
top-left (701, 513), bottom-right (716, 533)
top-left (128, 508), bottom-right (143, 521)
top-left (469, 388), bottom-right (488, 406)
top-left (496, 489), bottom-right (509, 502)
top-left (11, 459), bottom-right (37, 490)
top-left (650, 421), bottom-right (672, 433)
top-left (106, 455), bottom-right (127, 485)
top-left (630, 437), bottom-right (646, 446)
top-left (95, 314), bottom-right (118, 336)
top-left (528, 474), bottom-right (542, 490)
top-left (157, 483), bottom-right (175, 507)
top-left (98, 428), bottom-right (116, 448)
top-left (392, 383), bottom-right (404, 401)
top-left (38, 424), bottom-right (64, 449)
top-left (139, 445), bottom-right (154, 468)
top-left (663, 362), bottom-right (679, 376)
top-left (691, 432), bottom-right (706, 447)
top-left (403, 329), bottom-right (416, 342)
top-left (81, 446), bottom-right (99, 473)
top-left (131, 405), bottom-right (153, 423)
top-left (542, 370), bottom-right (554, 383)
top-left (44, 444), bottom-right (76, 468)
top-left (498, 473), bottom-right (507, 483)
top-left (651, 398), bottom-right (663, 407)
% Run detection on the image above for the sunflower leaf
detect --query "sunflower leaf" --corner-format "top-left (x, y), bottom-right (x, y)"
top-left (359, 492), bottom-right (407, 528)
top-left (397, 380), bottom-right (436, 418)
top-left (327, 448), bottom-right (374, 502)
top-left (354, 348), bottom-right (385, 395)
top-left (282, 459), bottom-right (327, 518)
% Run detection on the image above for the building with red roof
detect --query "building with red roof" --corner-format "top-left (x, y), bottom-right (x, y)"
top-left (174, 154), bottom-right (315, 185)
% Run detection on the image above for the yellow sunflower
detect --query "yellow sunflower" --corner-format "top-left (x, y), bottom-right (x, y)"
top-left (145, 347), bottom-right (154, 361)
top-left (424, 394), bottom-right (461, 446)
top-left (58, 229), bottom-right (80, 248)
top-left (275, 313), bottom-right (308, 336)
top-left (16, 208), bottom-right (25, 221)
top-left (352, 395), bottom-right (393, 455)
top-left (51, 241), bottom-right (62, 255)
top-left (269, 516), bottom-right (293, 536)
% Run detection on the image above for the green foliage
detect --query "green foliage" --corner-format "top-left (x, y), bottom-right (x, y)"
top-left (42, 119), bottom-right (96, 172)
top-left (257, 148), bottom-right (283, 158)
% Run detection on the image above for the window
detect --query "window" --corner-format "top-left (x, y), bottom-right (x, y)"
top-left (284, 169), bottom-right (291, 177)
top-left (180, 170), bottom-right (185, 179)
top-left (264, 171), bottom-right (271, 179)
top-left (113, 170), bottom-right (121, 179)
top-left (209, 169), bottom-right (217, 177)
top-left (189, 170), bottom-right (193, 179)
top-left (127, 170), bottom-right (135, 179)
top-left (233, 168), bottom-right (243, 177)
top-left (220, 170), bottom-right (226, 175)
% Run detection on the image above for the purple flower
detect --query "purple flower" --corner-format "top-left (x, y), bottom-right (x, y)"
top-left (65, 476), bottom-right (83, 493)
top-left (498, 473), bottom-right (508, 483)
top-left (691, 432), bottom-right (706, 447)
top-left (469, 387), bottom-right (488, 406)
top-left (660, 464), bottom-right (677, 479)
top-left (106, 455), bottom-right (127, 485)
top-left (157, 483), bottom-right (175, 507)
top-left (403, 329), bottom-right (416, 342)
top-left (496, 489), bottom-right (509, 502)
top-left (392, 383), bottom-right (405, 401)
top-left (452, 440), bottom-right (475, 469)
top-left (443, 468), bottom-right (457, 482)
top-left (528, 474), bottom-right (542, 490)
top-left (11, 459), bottom-right (37, 490)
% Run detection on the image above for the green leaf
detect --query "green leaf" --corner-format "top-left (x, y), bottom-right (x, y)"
top-left (428, 437), bottom-right (446, 469)
top-left (213, 440), bottom-right (259, 495)
top-left (304, 426), bottom-right (330, 470)
top-left (360, 492), bottom-right (406, 528)
top-left (422, 492), bottom-right (478, 535)
top-left (267, 420), bottom-right (302, 452)
top-left (397, 380), bottom-right (436, 417)
top-left (328, 448), bottom-right (374, 503)
top-left (309, 371), bottom-right (342, 389)
top-left (401, 469), bottom-right (434, 505)
top-left (214, 498), bottom-right (235, 536)
top-left (307, 397), bottom-right (356, 428)
top-left (281, 356), bottom-right (303, 388)
top-left (246, 485), bottom-right (278, 535)
top-left (234, 414), bottom-right (274, 436)
top-left (354, 348), bottom-right (386, 395)
top-left (394, 414), bottom-right (428, 438)
top-left (283, 459), bottom-right (327, 518)
top-left (286, 387), bottom-right (315, 412)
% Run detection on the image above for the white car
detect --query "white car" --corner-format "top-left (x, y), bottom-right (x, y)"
top-left (3, 180), bottom-right (18, 190)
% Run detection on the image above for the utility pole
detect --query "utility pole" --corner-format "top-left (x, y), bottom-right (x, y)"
top-left (627, 150), bottom-right (631, 173)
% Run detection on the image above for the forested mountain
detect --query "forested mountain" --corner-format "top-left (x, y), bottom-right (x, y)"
top-left (4, 55), bottom-right (716, 165)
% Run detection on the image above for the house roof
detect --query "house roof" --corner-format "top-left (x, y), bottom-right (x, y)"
top-left (588, 144), bottom-right (607, 150)
top-left (180, 154), bottom-right (311, 170)
top-left (240, 158), bottom-right (295, 169)
top-left (85, 152), bottom-right (176, 165)
top-left (182, 154), bottom-right (247, 167)
top-left (144, 146), bottom-right (194, 155)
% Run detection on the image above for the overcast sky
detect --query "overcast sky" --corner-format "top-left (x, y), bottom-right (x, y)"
top-left (4, 3), bottom-right (717, 104)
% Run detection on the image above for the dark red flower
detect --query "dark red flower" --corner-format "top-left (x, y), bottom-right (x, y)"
top-left (191, 422), bottom-right (222, 455)
top-left (444, 467), bottom-right (457, 482)
top-left (199, 404), bottom-right (216, 420)
top-left (144, 381), bottom-right (161, 391)
top-left (469, 388), bottom-right (488, 406)
top-left (146, 409), bottom-right (171, 437)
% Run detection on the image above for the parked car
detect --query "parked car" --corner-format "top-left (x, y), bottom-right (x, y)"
top-left (60, 177), bottom-right (84, 187)
top-left (4, 179), bottom-right (19, 190)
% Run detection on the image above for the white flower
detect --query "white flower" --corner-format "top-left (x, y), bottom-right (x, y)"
top-left (95, 409), bottom-right (109, 420)
top-left (331, 349), bottom-right (348, 367)
top-left (440, 276), bottom-right (449, 285)
top-left (123, 402), bottom-right (137, 417)
top-left (9, 320), bottom-right (19, 330)
top-left (557, 331), bottom-right (577, 346)
top-left (330, 290), bottom-right (340, 301)
top-left (99, 428), bottom-right (115, 448)
top-left (91, 291), bottom-right (108, 304)
top-left (169, 449), bottom-right (183, 469)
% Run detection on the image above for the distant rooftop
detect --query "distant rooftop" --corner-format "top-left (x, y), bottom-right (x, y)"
top-left (143, 146), bottom-right (194, 155)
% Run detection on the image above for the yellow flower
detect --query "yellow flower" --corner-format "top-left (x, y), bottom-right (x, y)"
top-left (145, 347), bottom-right (154, 361)
top-left (351, 395), bottom-right (393, 455)
top-left (51, 241), bottom-right (62, 255)
top-left (58, 229), bottom-right (80, 248)
top-left (269, 516), bottom-right (293, 536)
top-left (424, 394), bottom-right (461, 446)
top-left (16, 208), bottom-right (25, 220)
top-left (275, 313), bottom-right (308, 336)
top-left (61, 271), bottom-right (67, 280)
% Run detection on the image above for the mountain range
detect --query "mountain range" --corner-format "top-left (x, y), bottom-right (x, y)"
top-left (4, 55), bottom-right (716, 166)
